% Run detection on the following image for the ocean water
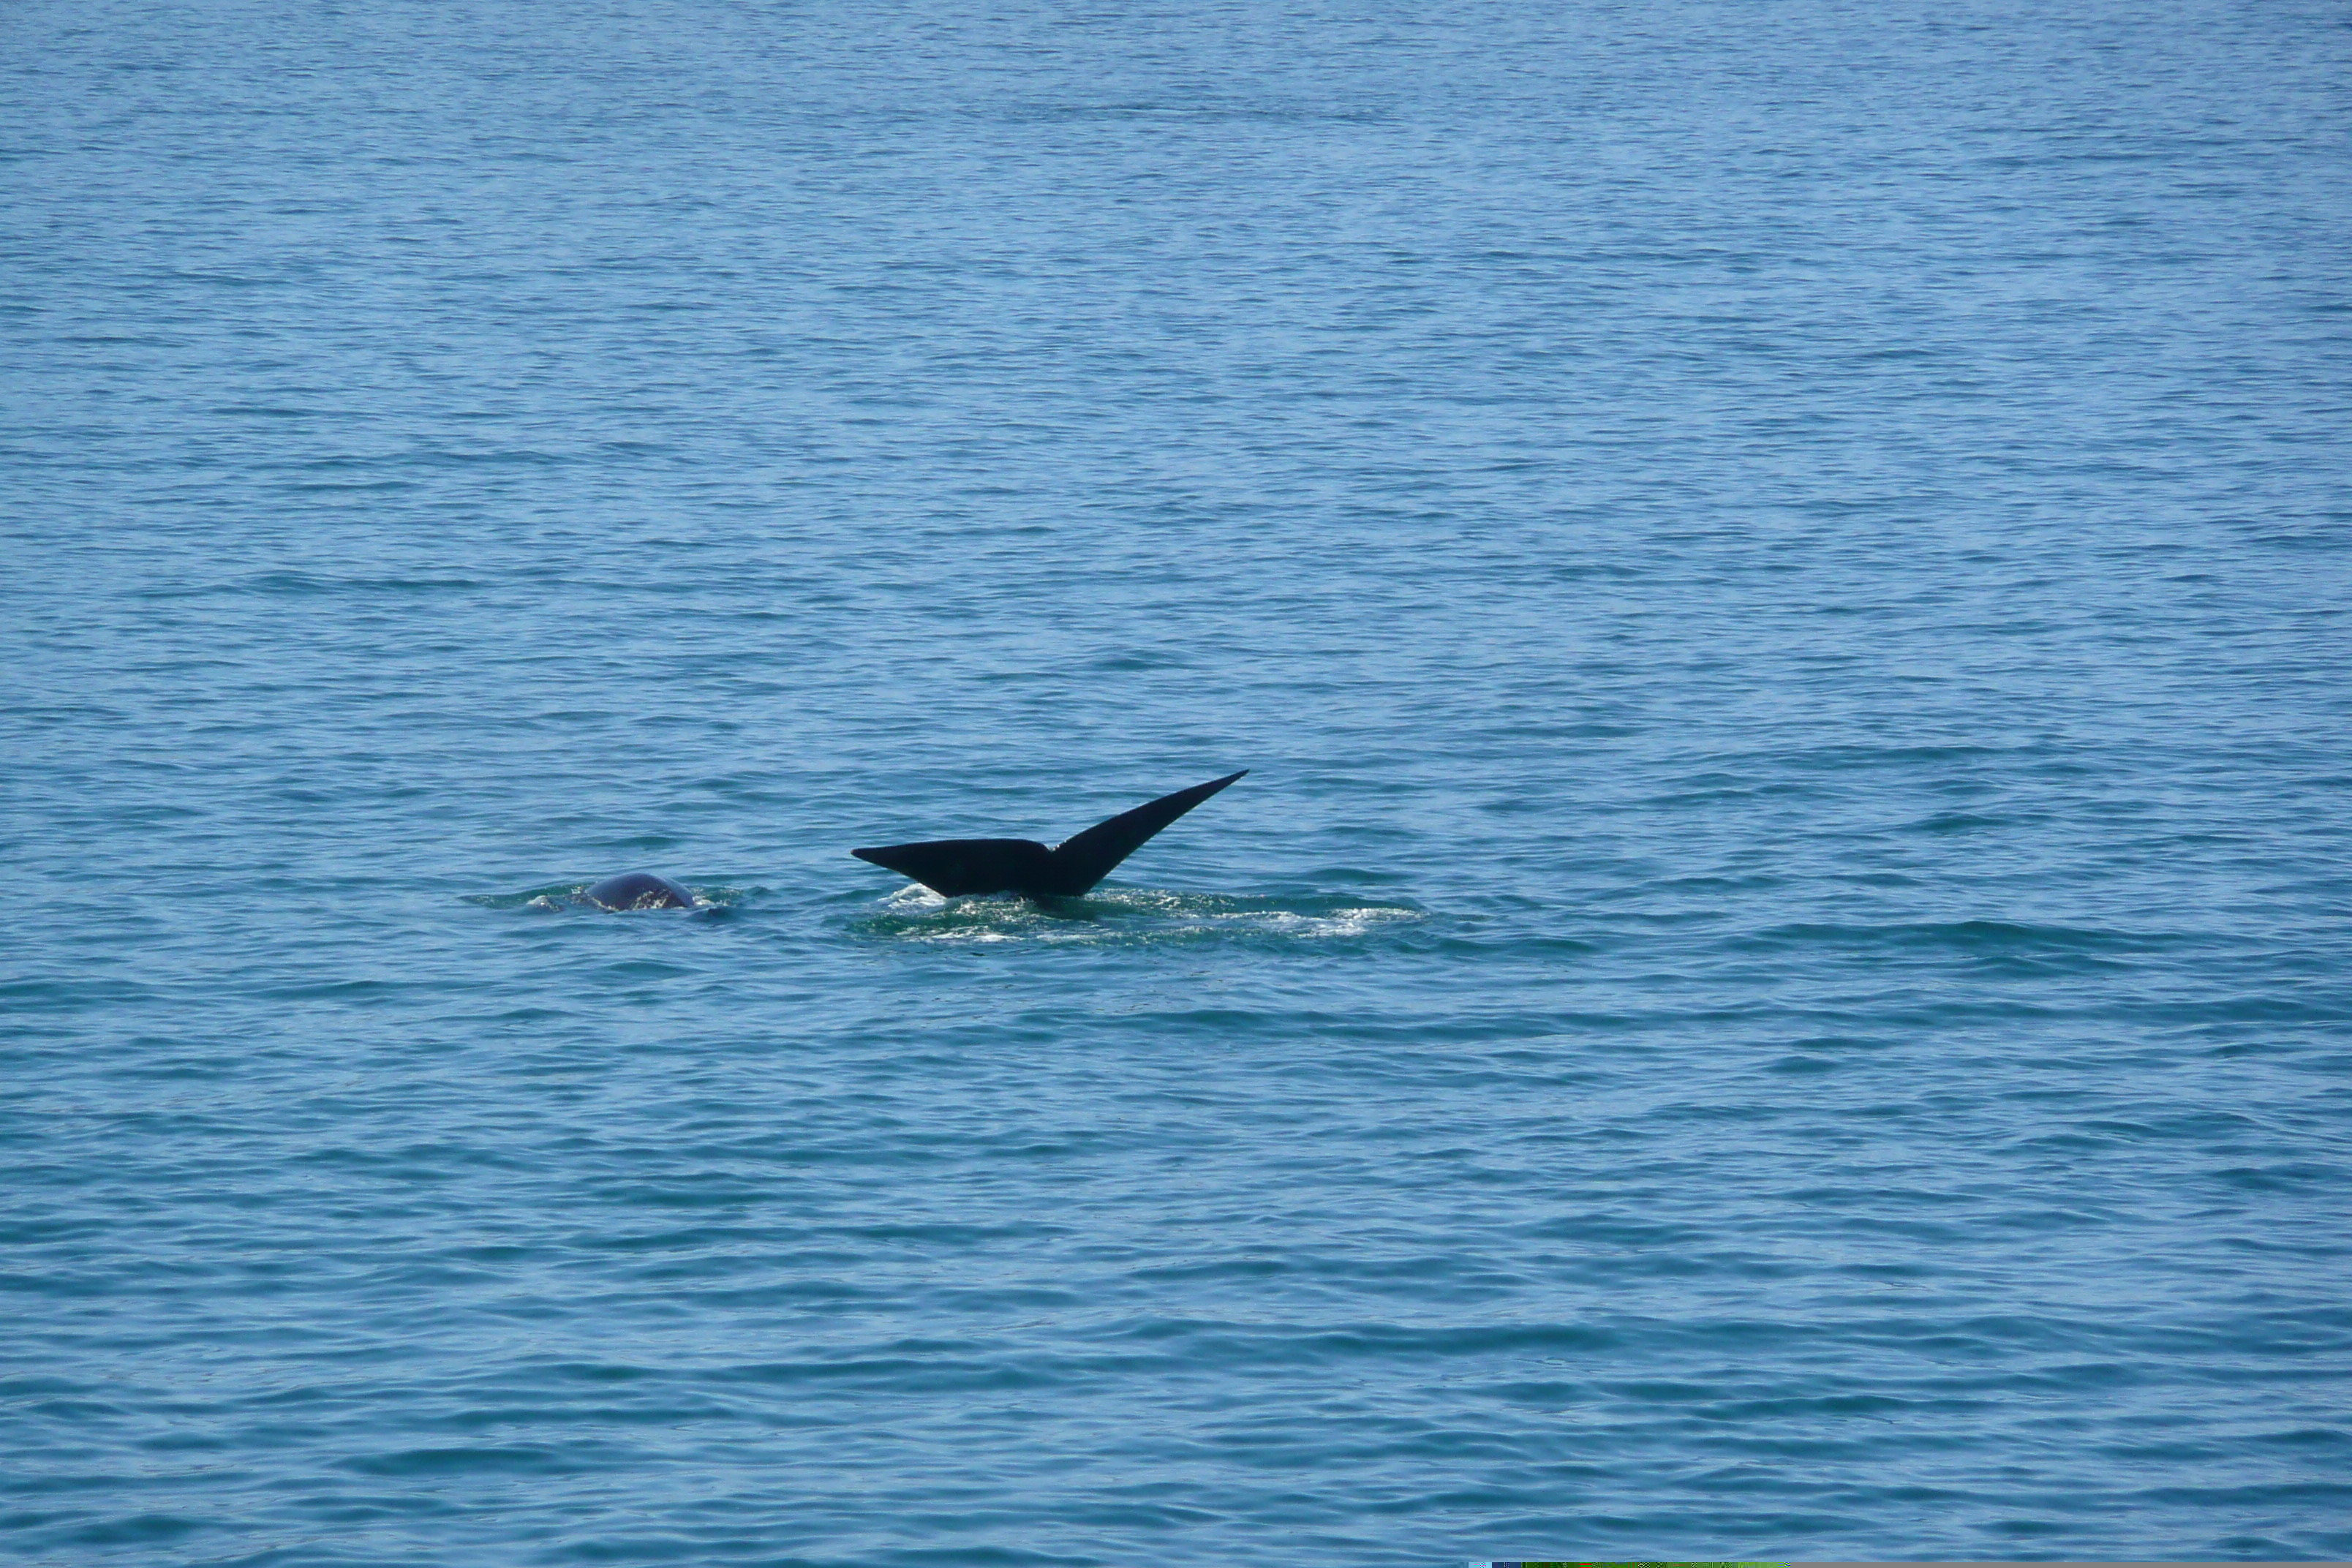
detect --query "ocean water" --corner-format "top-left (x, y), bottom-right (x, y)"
top-left (4, 0), bottom-right (2350, 1561)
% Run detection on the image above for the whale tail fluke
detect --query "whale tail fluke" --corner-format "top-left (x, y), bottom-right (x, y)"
top-left (850, 837), bottom-right (1054, 899)
top-left (852, 770), bottom-right (1247, 900)
top-left (1047, 769), bottom-right (1247, 895)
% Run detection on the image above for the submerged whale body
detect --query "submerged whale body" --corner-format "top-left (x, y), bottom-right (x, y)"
top-left (584, 871), bottom-right (696, 911)
top-left (853, 770), bottom-right (1246, 900)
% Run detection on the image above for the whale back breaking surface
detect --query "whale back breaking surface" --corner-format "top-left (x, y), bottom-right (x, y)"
top-left (854, 770), bottom-right (1247, 900)
top-left (584, 871), bottom-right (696, 911)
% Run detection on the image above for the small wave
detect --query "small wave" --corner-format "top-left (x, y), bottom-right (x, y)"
top-left (1735, 918), bottom-right (2171, 954)
top-left (849, 885), bottom-right (1425, 946)
top-left (1717, 917), bottom-right (2193, 979)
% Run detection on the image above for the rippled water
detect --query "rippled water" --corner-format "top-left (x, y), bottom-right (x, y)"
top-left (5, 0), bottom-right (2351, 1562)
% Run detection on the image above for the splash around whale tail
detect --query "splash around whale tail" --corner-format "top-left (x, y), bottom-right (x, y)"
top-left (853, 770), bottom-right (1247, 900)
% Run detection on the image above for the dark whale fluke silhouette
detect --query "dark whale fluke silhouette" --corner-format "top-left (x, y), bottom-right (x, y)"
top-left (584, 871), bottom-right (696, 911)
top-left (853, 771), bottom-right (1246, 900)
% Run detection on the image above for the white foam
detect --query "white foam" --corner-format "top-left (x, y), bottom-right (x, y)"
top-left (863, 890), bottom-right (1422, 946)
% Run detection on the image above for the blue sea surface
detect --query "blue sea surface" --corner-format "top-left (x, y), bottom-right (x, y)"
top-left (4, 1), bottom-right (2350, 1562)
